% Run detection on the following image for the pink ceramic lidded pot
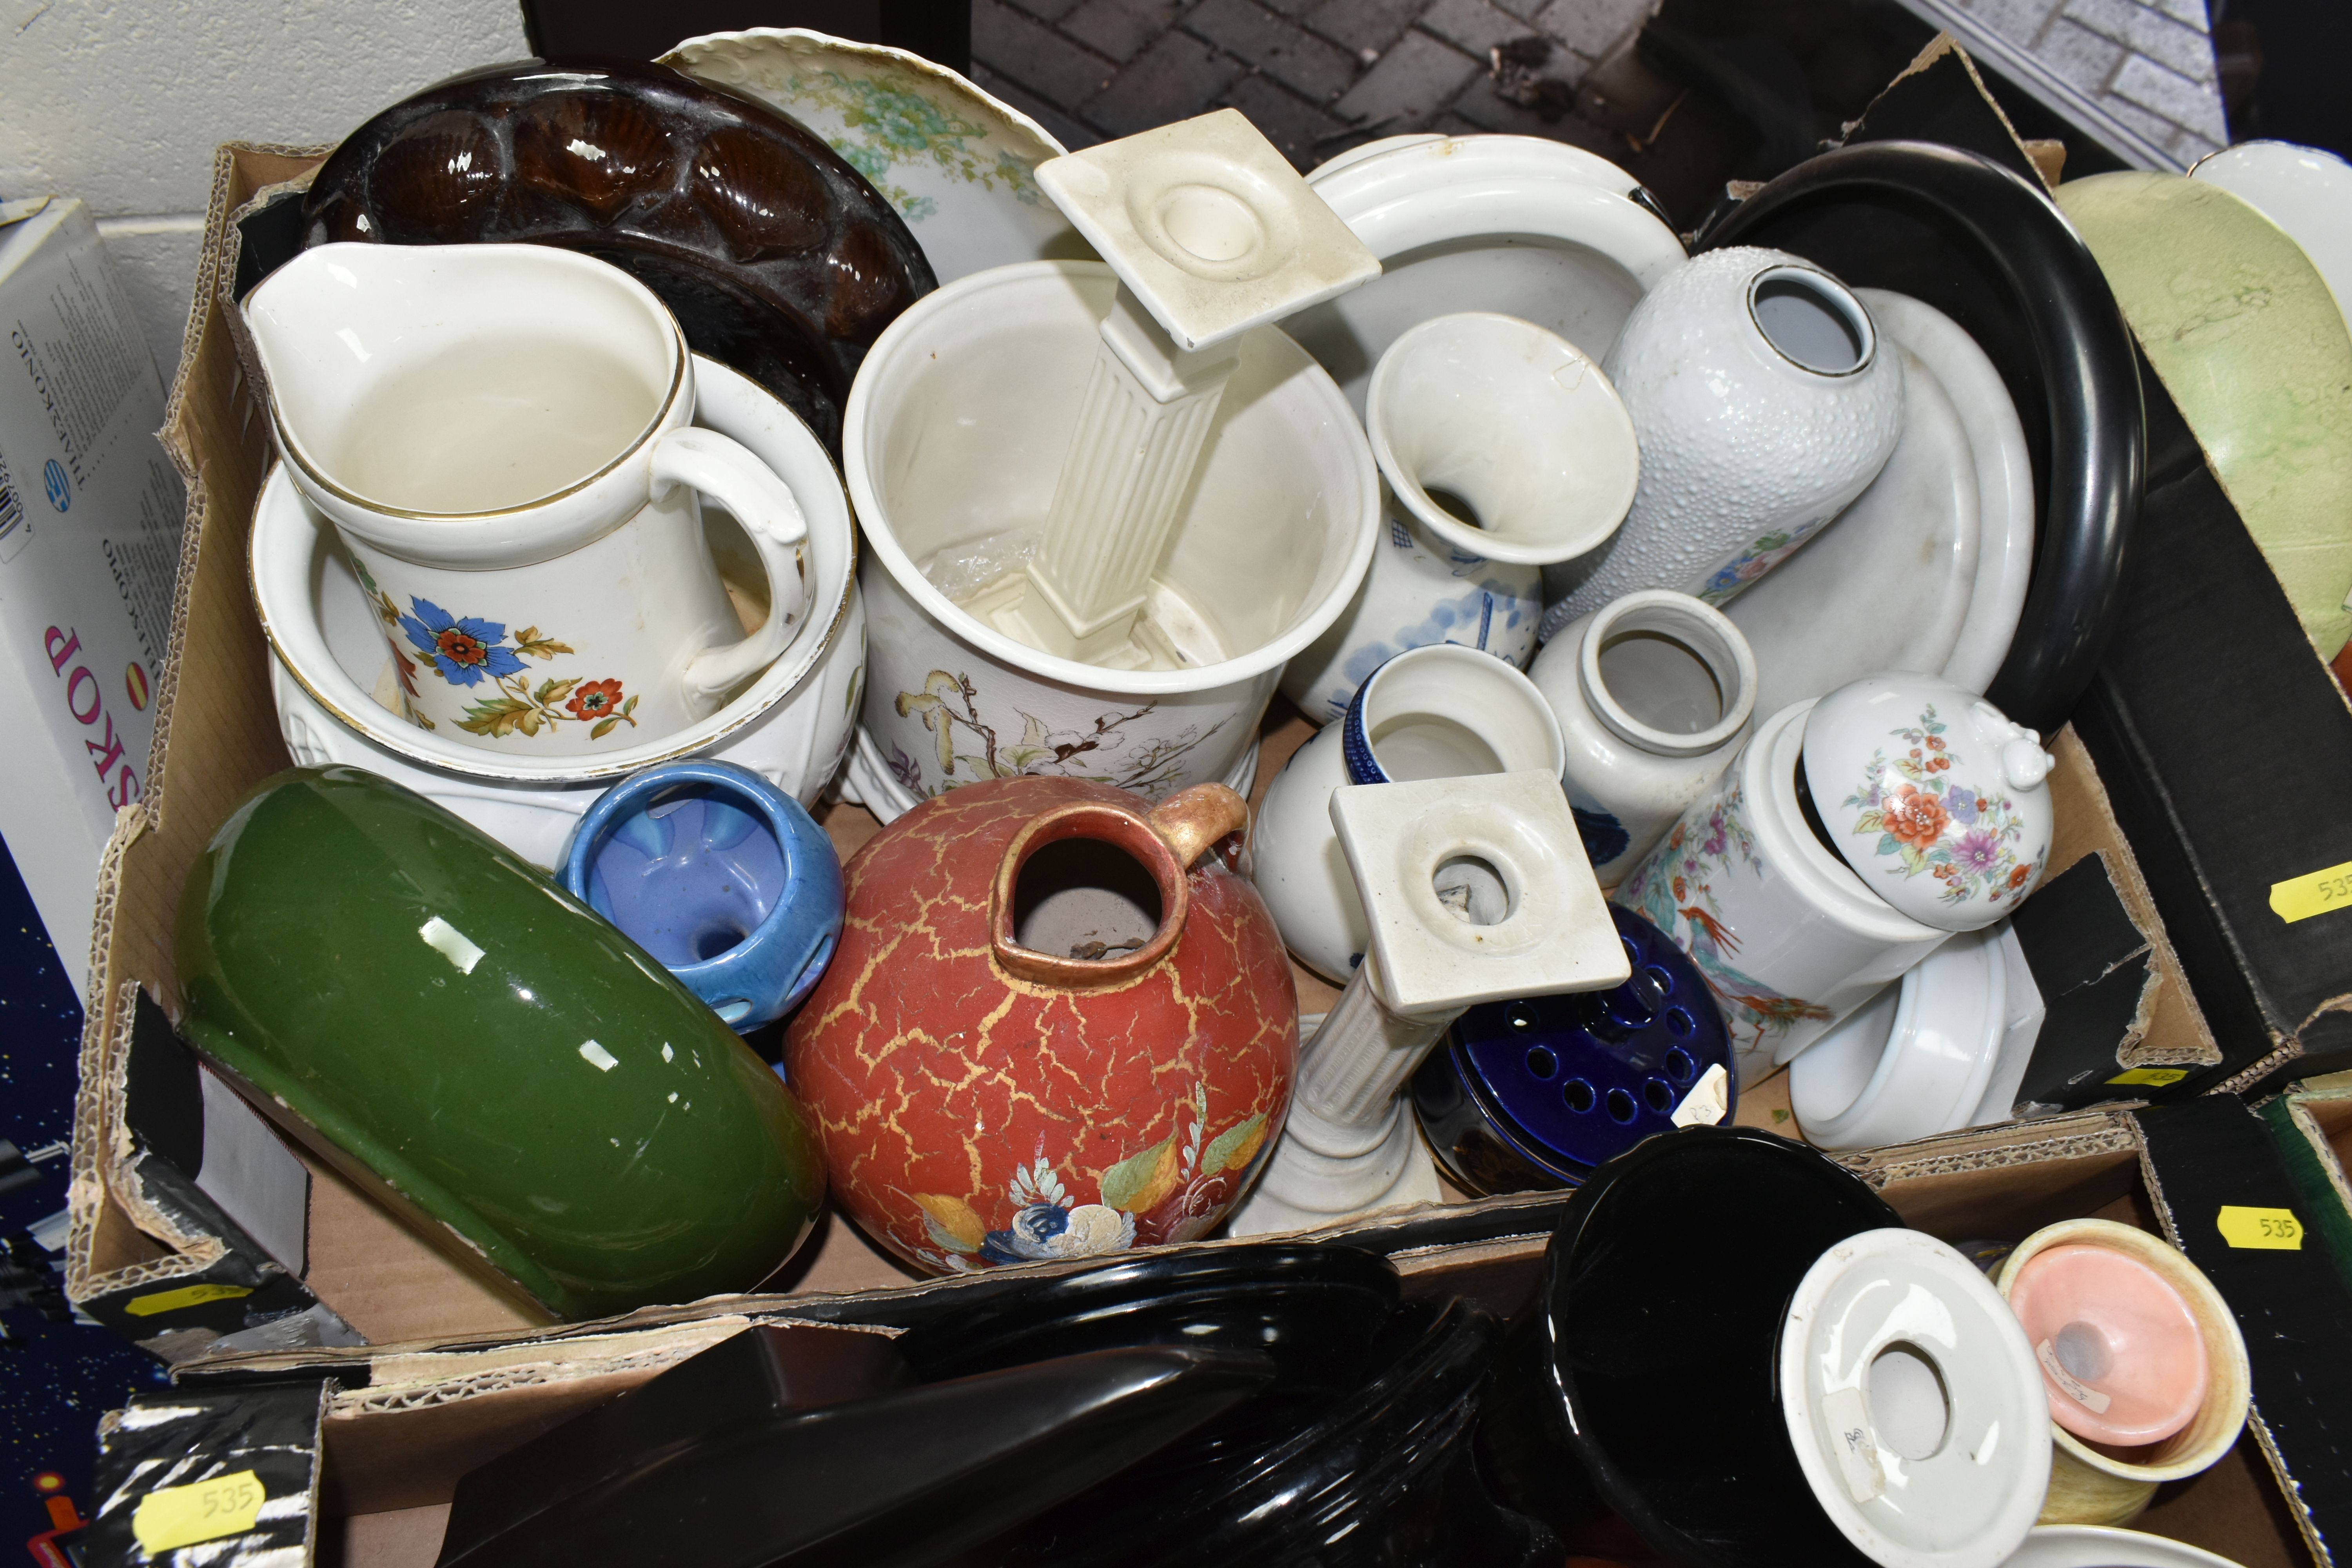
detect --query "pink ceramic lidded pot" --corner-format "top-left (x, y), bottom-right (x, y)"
top-left (1995, 1218), bottom-right (2251, 1526)
top-left (785, 777), bottom-right (1296, 1274)
top-left (2006, 1242), bottom-right (2207, 1448)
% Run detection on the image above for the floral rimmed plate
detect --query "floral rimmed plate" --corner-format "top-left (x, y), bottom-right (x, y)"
top-left (664, 27), bottom-right (1090, 283)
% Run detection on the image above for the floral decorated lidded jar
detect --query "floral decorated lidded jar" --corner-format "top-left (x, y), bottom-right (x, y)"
top-left (785, 777), bottom-right (1295, 1273)
top-left (1618, 672), bottom-right (2052, 1088)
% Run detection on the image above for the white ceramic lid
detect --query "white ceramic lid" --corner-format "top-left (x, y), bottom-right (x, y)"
top-left (1801, 673), bottom-right (2054, 931)
top-left (1780, 1227), bottom-right (2052, 1568)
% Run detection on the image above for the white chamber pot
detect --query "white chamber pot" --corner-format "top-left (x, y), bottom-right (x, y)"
top-left (1249, 642), bottom-right (1566, 983)
top-left (1788, 922), bottom-right (2045, 1151)
top-left (252, 358), bottom-right (864, 868)
top-left (842, 259), bottom-right (1379, 819)
top-left (1543, 246), bottom-right (1905, 639)
top-left (1530, 588), bottom-right (1758, 886)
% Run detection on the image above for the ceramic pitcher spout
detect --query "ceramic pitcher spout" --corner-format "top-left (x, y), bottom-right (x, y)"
top-left (989, 783), bottom-right (1249, 990)
top-left (241, 241), bottom-right (684, 510)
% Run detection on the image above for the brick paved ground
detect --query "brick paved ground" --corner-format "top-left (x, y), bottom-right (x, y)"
top-left (969, 0), bottom-right (1661, 168)
top-left (967, 0), bottom-right (2227, 178)
top-left (1948, 0), bottom-right (2226, 162)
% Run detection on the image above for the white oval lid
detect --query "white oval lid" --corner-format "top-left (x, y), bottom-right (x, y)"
top-left (1802, 673), bottom-right (2055, 931)
top-left (1780, 1227), bottom-right (2053, 1568)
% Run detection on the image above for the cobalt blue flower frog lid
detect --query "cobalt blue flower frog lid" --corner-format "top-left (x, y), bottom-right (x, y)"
top-left (1799, 673), bottom-right (2054, 933)
top-left (561, 759), bottom-right (845, 1033)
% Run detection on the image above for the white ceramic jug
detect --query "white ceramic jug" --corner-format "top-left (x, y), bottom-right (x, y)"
top-left (244, 243), bottom-right (809, 754)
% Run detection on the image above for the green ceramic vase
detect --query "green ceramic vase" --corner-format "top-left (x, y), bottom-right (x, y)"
top-left (176, 766), bottom-right (827, 1320)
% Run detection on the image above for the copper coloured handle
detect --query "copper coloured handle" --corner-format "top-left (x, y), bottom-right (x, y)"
top-left (1144, 784), bottom-right (1249, 870)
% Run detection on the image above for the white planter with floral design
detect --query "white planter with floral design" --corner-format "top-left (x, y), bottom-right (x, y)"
top-left (1617, 697), bottom-right (1951, 1088)
top-left (842, 260), bottom-right (1380, 819)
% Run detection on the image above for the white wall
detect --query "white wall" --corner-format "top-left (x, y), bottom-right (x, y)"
top-left (1, 0), bottom-right (532, 386)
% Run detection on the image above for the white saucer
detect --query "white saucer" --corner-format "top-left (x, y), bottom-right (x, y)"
top-left (1292, 134), bottom-right (1687, 418)
top-left (1725, 288), bottom-right (2034, 714)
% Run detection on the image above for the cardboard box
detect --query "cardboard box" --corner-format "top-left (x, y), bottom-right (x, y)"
top-left (65, 129), bottom-right (2233, 1359)
top-left (80, 1108), bottom-right (2329, 1567)
top-left (0, 196), bottom-right (185, 1000)
top-left (2074, 369), bottom-right (2352, 1100)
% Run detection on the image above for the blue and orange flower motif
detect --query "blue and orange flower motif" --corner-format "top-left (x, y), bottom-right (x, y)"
top-left (399, 599), bottom-right (527, 687)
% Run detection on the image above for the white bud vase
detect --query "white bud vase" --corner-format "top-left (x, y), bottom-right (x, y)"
top-left (1541, 247), bottom-right (1904, 639)
top-left (1530, 589), bottom-right (1758, 886)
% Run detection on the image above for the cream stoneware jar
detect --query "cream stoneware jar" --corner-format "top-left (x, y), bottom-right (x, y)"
top-left (1530, 588), bottom-right (1758, 885)
top-left (244, 242), bottom-right (811, 754)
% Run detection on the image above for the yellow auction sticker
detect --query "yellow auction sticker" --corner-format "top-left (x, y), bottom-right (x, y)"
top-left (123, 1282), bottom-right (253, 1318)
top-left (2269, 860), bottom-right (2352, 924)
top-left (2106, 1067), bottom-right (2190, 1087)
top-left (2216, 1205), bottom-right (2303, 1250)
top-left (131, 1469), bottom-right (265, 1553)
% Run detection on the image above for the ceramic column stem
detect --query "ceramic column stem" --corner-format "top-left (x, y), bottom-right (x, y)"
top-left (1022, 289), bottom-right (1240, 662)
top-left (1226, 953), bottom-right (1452, 1236)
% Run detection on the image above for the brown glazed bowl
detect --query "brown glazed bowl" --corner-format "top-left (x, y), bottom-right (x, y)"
top-left (301, 57), bottom-right (937, 454)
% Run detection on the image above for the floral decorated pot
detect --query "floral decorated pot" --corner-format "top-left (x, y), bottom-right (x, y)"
top-left (1617, 699), bottom-right (1949, 1087)
top-left (1801, 673), bottom-right (2053, 931)
top-left (1619, 673), bottom-right (2053, 1085)
top-left (840, 261), bottom-right (1379, 821)
top-left (785, 776), bottom-right (1296, 1272)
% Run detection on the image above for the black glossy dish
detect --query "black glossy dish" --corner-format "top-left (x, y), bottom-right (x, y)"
top-left (302, 58), bottom-right (937, 454)
top-left (1479, 1125), bottom-right (1901, 1565)
top-left (895, 1243), bottom-right (1402, 1475)
top-left (1414, 903), bottom-right (1735, 1194)
top-left (1700, 140), bottom-right (2144, 736)
top-left (435, 1323), bottom-right (1269, 1568)
top-left (997, 1299), bottom-right (1557, 1568)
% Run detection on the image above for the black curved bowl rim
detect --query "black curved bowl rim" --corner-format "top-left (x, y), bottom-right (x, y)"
top-left (893, 1243), bottom-right (1402, 1375)
top-left (1701, 139), bottom-right (2144, 736)
top-left (1539, 1124), bottom-right (1902, 1566)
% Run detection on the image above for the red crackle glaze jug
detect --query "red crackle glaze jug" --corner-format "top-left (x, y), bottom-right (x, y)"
top-left (786, 777), bottom-right (1296, 1274)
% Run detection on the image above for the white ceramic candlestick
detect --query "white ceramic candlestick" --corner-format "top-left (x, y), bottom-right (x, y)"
top-left (1228, 769), bottom-right (1626, 1236)
top-left (982, 109), bottom-right (1381, 670)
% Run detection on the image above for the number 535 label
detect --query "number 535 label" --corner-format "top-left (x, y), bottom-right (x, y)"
top-left (2216, 1206), bottom-right (2303, 1250)
top-left (2270, 860), bottom-right (2352, 924)
top-left (131, 1468), bottom-right (265, 1553)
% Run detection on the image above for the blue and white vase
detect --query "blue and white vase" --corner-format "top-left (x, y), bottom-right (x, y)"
top-left (1247, 643), bottom-right (1564, 982)
top-left (1278, 509), bottom-right (1541, 726)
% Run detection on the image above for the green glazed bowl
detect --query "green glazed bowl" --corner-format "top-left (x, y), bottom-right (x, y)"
top-left (2055, 171), bottom-right (2352, 659)
top-left (176, 766), bottom-right (827, 1320)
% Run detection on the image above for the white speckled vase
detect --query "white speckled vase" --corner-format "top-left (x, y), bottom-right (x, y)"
top-left (1530, 589), bottom-right (1758, 887)
top-left (1616, 698), bottom-right (1950, 1089)
top-left (1278, 509), bottom-right (1542, 726)
top-left (1541, 247), bottom-right (1904, 639)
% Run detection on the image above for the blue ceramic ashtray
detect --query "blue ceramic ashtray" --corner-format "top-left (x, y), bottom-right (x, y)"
top-left (1412, 902), bottom-right (1734, 1192)
top-left (561, 760), bottom-right (844, 1033)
